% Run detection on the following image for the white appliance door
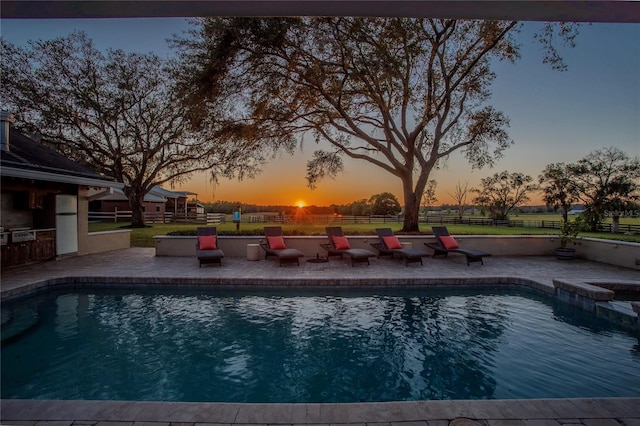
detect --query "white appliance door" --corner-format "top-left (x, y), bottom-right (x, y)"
top-left (56, 195), bottom-right (78, 255)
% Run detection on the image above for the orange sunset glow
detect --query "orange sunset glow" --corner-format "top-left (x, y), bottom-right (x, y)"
top-left (175, 149), bottom-right (546, 207)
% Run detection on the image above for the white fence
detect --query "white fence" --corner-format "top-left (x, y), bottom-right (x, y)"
top-left (89, 211), bottom-right (225, 224)
top-left (246, 214), bottom-right (405, 224)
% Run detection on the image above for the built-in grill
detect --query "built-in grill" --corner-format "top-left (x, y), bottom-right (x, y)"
top-left (10, 228), bottom-right (36, 243)
top-left (0, 227), bottom-right (36, 245)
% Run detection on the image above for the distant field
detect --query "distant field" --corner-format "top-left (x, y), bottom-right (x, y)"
top-left (88, 213), bottom-right (640, 247)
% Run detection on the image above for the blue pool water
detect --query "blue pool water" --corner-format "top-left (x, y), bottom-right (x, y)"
top-left (2, 286), bottom-right (639, 403)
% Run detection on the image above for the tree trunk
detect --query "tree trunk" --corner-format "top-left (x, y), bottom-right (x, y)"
top-left (611, 215), bottom-right (620, 233)
top-left (401, 181), bottom-right (421, 232)
top-left (126, 191), bottom-right (147, 228)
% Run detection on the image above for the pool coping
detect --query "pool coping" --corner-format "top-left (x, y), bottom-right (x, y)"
top-left (1, 274), bottom-right (558, 302)
top-left (2, 397), bottom-right (640, 424)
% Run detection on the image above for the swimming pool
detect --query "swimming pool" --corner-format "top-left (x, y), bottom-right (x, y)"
top-left (2, 286), bottom-right (639, 403)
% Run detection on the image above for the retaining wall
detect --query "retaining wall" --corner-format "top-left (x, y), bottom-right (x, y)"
top-left (154, 234), bottom-right (640, 270)
top-left (80, 230), bottom-right (131, 256)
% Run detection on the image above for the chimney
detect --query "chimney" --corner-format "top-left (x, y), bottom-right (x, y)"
top-left (0, 111), bottom-right (15, 152)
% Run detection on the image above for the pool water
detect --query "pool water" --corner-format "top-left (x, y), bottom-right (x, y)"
top-left (2, 286), bottom-right (639, 403)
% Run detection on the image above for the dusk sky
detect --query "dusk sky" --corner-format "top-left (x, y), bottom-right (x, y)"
top-left (1, 17), bottom-right (638, 207)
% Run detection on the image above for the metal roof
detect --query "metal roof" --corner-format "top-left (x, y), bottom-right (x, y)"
top-left (1, 129), bottom-right (123, 189)
top-left (90, 186), bottom-right (198, 203)
top-left (92, 187), bottom-right (167, 203)
top-left (150, 186), bottom-right (197, 199)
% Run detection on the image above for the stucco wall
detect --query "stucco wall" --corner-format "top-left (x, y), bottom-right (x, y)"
top-left (80, 230), bottom-right (132, 255)
top-left (78, 188), bottom-right (131, 255)
top-left (577, 238), bottom-right (640, 270)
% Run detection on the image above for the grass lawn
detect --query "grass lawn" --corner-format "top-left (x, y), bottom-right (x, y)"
top-left (89, 215), bottom-right (640, 247)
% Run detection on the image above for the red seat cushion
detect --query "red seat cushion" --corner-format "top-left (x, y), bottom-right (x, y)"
top-left (439, 235), bottom-right (459, 249)
top-left (332, 235), bottom-right (351, 250)
top-left (382, 235), bottom-right (402, 250)
top-left (198, 235), bottom-right (217, 250)
top-left (267, 235), bottom-right (287, 250)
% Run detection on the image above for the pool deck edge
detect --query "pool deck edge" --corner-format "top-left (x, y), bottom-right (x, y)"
top-left (0, 274), bottom-right (558, 302)
top-left (2, 397), bottom-right (640, 424)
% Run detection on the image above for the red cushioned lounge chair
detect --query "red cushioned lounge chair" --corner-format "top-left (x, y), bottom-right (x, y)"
top-left (425, 226), bottom-right (491, 266)
top-left (196, 227), bottom-right (224, 267)
top-left (260, 226), bottom-right (305, 266)
top-left (321, 226), bottom-right (375, 266)
top-left (371, 228), bottom-right (429, 266)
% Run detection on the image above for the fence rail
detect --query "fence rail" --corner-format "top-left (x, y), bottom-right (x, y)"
top-left (246, 214), bottom-right (405, 224)
top-left (89, 211), bottom-right (640, 234)
top-left (89, 211), bottom-right (225, 224)
top-left (422, 216), bottom-right (640, 233)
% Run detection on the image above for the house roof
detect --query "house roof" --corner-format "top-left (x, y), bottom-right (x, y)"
top-left (150, 186), bottom-right (197, 199)
top-left (89, 186), bottom-right (197, 203)
top-left (1, 128), bottom-right (122, 188)
top-left (95, 187), bottom-right (167, 203)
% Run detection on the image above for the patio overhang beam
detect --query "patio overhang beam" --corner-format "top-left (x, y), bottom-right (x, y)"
top-left (1, 166), bottom-right (124, 190)
top-left (1, 1), bottom-right (638, 23)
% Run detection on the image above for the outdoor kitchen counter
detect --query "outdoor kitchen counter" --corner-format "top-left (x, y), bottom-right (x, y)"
top-left (1, 228), bottom-right (56, 268)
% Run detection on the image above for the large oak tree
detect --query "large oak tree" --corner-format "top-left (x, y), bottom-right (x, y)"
top-left (538, 163), bottom-right (580, 225)
top-left (568, 147), bottom-right (640, 232)
top-left (1, 32), bottom-right (282, 227)
top-left (172, 18), bottom-right (576, 231)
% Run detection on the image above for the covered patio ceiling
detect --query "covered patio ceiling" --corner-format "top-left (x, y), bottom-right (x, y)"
top-left (1, 0), bottom-right (638, 23)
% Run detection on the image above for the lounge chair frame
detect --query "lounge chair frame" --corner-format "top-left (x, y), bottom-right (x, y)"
top-left (425, 226), bottom-right (491, 266)
top-left (372, 228), bottom-right (429, 266)
top-left (260, 226), bottom-right (305, 266)
top-left (321, 226), bottom-right (375, 266)
top-left (196, 227), bottom-right (224, 267)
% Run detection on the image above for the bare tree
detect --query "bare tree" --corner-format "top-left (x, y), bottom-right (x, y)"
top-left (473, 171), bottom-right (538, 221)
top-left (1, 32), bottom-right (276, 227)
top-left (421, 180), bottom-right (438, 216)
top-left (448, 181), bottom-right (471, 220)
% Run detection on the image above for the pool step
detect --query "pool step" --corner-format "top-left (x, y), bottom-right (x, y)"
top-left (1, 306), bottom-right (40, 343)
top-left (595, 300), bottom-right (638, 332)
